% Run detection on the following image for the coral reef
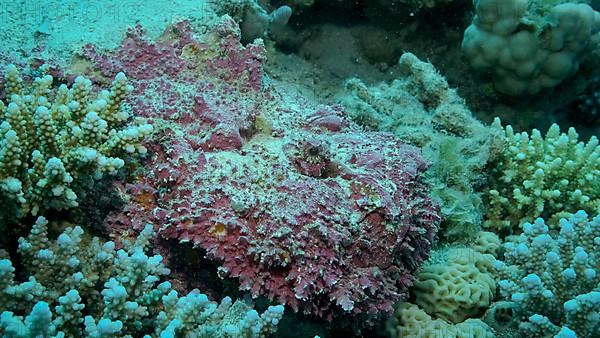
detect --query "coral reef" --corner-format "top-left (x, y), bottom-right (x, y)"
top-left (0, 217), bottom-right (284, 337)
top-left (462, 0), bottom-right (600, 95)
top-left (4, 0), bottom-right (599, 336)
top-left (485, 119), bottom-right (599, 233)
top-left (340, 52), bottom-right (498, 239)
top-left (84, 18), bottom-right (441, 322)
top-left (0, 66), bottom-right (152, 222)
top-left (490, 211), bottom-right (599, 337)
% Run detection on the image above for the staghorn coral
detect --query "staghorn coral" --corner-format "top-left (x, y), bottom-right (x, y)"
top-left (485, 118), bottom-right (599, 233)
top-left (89, 18), bottom-right (440, 323)
top-left (490, 211), bottom-right (599, 337)
top-left (0, 66), bottom-right (152, 222)
top-left (0, 217), bottom-right (284, 337)
top-left (340, 52), bottom-right (498, 240)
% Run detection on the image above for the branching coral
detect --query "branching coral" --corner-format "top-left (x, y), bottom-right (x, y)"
top-left (485, 118), bottom-right (599, 233)
top-left (490, 211), bottom-right (599, 337)
top-left (0, 66), bottom-right (153, 222)
top-left (0, 217), bottom-right (284, 337)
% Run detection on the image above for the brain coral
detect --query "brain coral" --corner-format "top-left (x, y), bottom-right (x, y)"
top-left (386, 302), bottom-right (495, 338)
top-left (413, 247), bottom-right (497, 324)
top-left (91, 17), bottom-right (440, 321)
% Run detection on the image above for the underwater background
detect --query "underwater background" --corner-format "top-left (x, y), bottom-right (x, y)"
top-left (0, 0), bottom-right (598, 337)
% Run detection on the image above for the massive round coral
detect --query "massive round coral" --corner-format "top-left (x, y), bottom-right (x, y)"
top-left (93, 17), bottom-right (440, 320)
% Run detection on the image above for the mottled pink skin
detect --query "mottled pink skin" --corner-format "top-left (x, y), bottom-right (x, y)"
top-left (81, 18), bottom-right (265, 150)
top-left (205, 18), bottom-right (265, 92)
top-left (81, 23), bottom-right (191, 81)
top-left (81, 18), bottom-right (264, 94)
top-left (96, 18), bottom-right (440, 322)
top-left (305, 105), bottom-right (349, 132)
top-left (112, 129), bottom-right (439, 321)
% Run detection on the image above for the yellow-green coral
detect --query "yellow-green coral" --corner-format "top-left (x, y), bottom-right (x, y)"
top-left (0, 66), bottom-right (153, 220)
top-left (484, 118), bottom-right (599, 232)
top-left (412, 231), bottom-right (500, 324)
top-left (386, 302), bottom-right (495, 338)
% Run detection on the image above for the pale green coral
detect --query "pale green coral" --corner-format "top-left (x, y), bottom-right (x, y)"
top-left (485, 119), bottom-right (599, 232)
top-left (0, 66), bottom-right (153, 221)
top-left (412, 231), bottom-right (500, 324)
top-left (386, 302), bottom-right (495, 338)
top-left (489, 211), bottom-right (599, 337)
top-left (413, 248), bottom-right (496, 324)
top-left (462, 0), bottom-right (600, 95)
top-left (0, 217), bottom-right (284, 337)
